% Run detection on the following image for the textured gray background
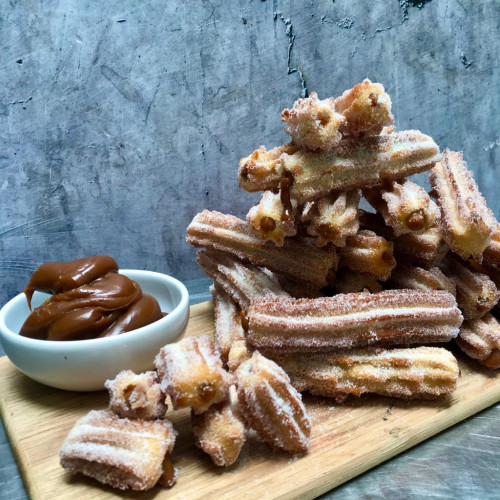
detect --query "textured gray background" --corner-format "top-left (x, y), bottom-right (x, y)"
top-left (1, 0), bottom-right (499, 306)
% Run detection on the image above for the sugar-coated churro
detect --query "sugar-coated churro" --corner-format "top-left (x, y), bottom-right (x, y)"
top-left (247, 190), bottom-right (297, 245)
top-left (198, 250), bottom-right (289, 312)
top-left (364, 180), bottom-right (439, 236)
top-left (239, 131), bottom-right (440, 202)
top-left (274, 347), bottom-right (459, 401)
top-left (388, 263), bottom-right (456, 296)
top-left (339, 229), bottom-right (396, 281)
top-left (281, 91), bottom-right (345, 151)
top-left (302, 190), bottom-right (361, 247)
top-left (335, 269), bottom-right (383, 294)
top-left (187, 210), bottom-right (336, 288)
top-left (275, 274), bottom-right (324, 298)
top-left (393, 227), bottom-right (449, 267)
top-left (483, 225), bottom-right (500, 267)
top-left (105, 370), bottom-right (167, 421)
top-left (236, 351), bottom-right (311, 453)
top-left (334, 79), bottom-right (394, 137)
top-left (191, 388), bottom-right (246, 466)
top-left (155, 335), bottom-right (235, 414)
top-left (456, 313), bottom-right (500, 369)
top-left (246, 291), bottom-right (462, 352)
top-left (440, 255), bottom-right (500, 320)
top-left (60, 410), bottom-right (177, 491)
top-left (429, 149), bottom-right (496, 260)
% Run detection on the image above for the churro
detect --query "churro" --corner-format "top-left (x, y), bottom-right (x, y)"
top-left (187, 210), bottom-right (336, 288)
top-left (335, 269), bottom-right (383, 294)
top-left (198, 250), bottom-right (289, 312)
top-left (393, 227), bottom-right (449, 267)
top-left (246, 291), bottom-right (462, 352)
top-left (334, 79), bottom-right (394, 137)
top-left (239, 131), bottom-right (440, 201)
top-left (247, 190), bottom-right (297, 245)
top-left (191, 388), bottom-right (246, 466)
top-left (281, 91), bottom-right (345, 151)
top-left (429, 149), bottom-right (496, 260)
top-left (105, 370), bottom-right (167, 421)
top-left (302, 190), bottom-right (360, 247)
top-left (483, 225), bottom-right (500, 267)
top-left (155, 335), bottom-right (235, 414)
top-left (364, 180), bottom-right (439, 236)
top-left (388, 263), bottom-right (456, 296)
top-left (275, 274), bottom-right (324, 298)
top-left (274, 347), bottom-right (459, 401)
top-left (60, 410), bottom-right (177, 491)
top-left (440, 255), bottom-right (500, 320)
top-left (236, 351), bottom-right (311, 453)
top-left (456, 313), bottom-right (500, 369)
top-left (339, 229), bottom-right (396, 281)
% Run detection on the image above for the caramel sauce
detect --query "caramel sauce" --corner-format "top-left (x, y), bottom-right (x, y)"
top-left (405, 210), bottom-right (426, 231)
top-left (369, 92), bottom-right (379, 107)
top-left (280, 172), bottom-right (295, 222)
top-left (240, 310), bottom-right (249, 331)
top-left (260, 216), bottom-right (277, 233)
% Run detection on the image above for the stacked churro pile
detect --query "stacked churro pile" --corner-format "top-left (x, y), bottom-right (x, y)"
top-left (188, 80), bottom-right (500, 407)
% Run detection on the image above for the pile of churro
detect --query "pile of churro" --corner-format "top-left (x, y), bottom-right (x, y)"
top-left (59, 80), bottom-right (500, 492)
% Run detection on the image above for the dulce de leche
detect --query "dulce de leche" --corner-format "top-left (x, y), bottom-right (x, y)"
top-left (20, 256), bottom-right (165, 341)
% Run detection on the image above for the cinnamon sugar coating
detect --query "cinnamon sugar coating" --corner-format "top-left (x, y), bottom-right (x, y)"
top-left (236, 351), bottom-right (311, 453)
top-left (335, 269), bottom-right (383, 294)
top-left (59, 410), bottom-right (176, 491)
top-left (105, 370), bottom-right (166, 420)
top-left (247, 291), bottom-right (462, 352)
top-left (274, 347), bottom-right (459, 401)
top-left (155, 335), bottom-right (235, 414)
top-left (388, 263), bottom-right (456, 296)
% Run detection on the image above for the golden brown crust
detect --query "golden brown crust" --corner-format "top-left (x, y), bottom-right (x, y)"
top-left (483, 224), bottom-right (500, 267)
top-left (274, 347), bottom-right (459, 401)
top-left (59, 410), bottom-right (176, 491)
top-left (388, 263), bottom-right (456, 296)
top-left (235, 352), bottom-right (311, 453)
top-left (247, 291), bottom-right (463, 352)
top-left (429, 149), bottom-right (496, 260)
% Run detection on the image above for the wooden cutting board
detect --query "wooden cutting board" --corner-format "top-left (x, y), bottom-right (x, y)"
top-left (1, 301), bottom-right (500, 500)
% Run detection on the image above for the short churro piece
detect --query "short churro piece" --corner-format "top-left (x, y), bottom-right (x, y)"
top-left (155, 335), bottom-right (235, 414)
top-left (339, 230), bottom-right (396, 281)
top-left (236, 351), bottom-right (311, 453)
top-left (440, 255), bottom-right (500, 320)
top-left (246, 291), bottom-right (462, 352)
top-left (239, 131), bottom-right (440, 201)
top-left (187, 211), bottom-right (336, 288)
top-left (456, 313), bottom-right (500, 369)
top-left (429, 149), bottom-right (496, 260)
top-left (388, 263), bottom-right (456, 296)
top-left (335, 269), bottom-right (383, 294)
top-left (364, 180), bottom-right (439, 236)
top-left (60, 410), bottom-right (177, 491)
top-left (227, 338), bottom-right (252, 372)
top-left (247, 190), bottom-right (297, 245)
top-left (105, 370), bottom-right (166, 421)
top-left (393, 227), bottom-right (449, 267)
top-left (198, 251), bottom-right (289, 312)
top-left (483, 225), bottom-right (500, 267)
top-left (274, 347), bottom-right (459, 401)
top-left (335, 79), bottom-right (394, 137)
top-left (281, 92), bottom-right (346, 151)
top-left (191, 389), bottom-right (246, 466)
top-left (303, 190), bottom-right (361, 247)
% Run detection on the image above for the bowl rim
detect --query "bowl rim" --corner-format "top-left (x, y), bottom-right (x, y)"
top-left (0, 269), bottom-right (189, 350)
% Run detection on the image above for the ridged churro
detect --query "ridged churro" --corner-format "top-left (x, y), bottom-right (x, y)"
top-left (302, 190), bottom-right (360, 247)
top-left (456, 313), bottom-right (500, 369)
top-left (105, 370), bottom-right (167, 421)
top-left (274, 347), bottom-right (459, 401)
top-left (247, 291), bottom-right (462, 352)
top-left (364, 180), bottom-right (439, 236)
top-left (335, 79), bottom-right (394, 137)
top-left (155, 335), bottom-right (235, 414)
top-left (247, 190), bottom-right (297, 245)
top-left (275, 274), bottom-right (324, 298)
top-left (429, 149), bottom-right (496, 260)
top-left (239, 131), bottom-right (440, 202)
top-left (187, 210), bottom-right (336, 288)
top-left (393, 227), bottom-right (449, 267)
top-left (198, 250), bottom-right (289, 312)
top-left (60, 410), bottom-right (177, 491)
top-left (281, 91), bottom-right (345, 151)
top-left (440, 255), bottom-right (500, 320)
top-left (236, 351), bottom-right (311, 453)
top-left (483, 225), bottom-right (500, 267)
top-left (339, 229), bottom-right (396, 281)
top-left (388, 263), bottom-right (456, 296)
top-left (335, 269), bottom-right (383, 294)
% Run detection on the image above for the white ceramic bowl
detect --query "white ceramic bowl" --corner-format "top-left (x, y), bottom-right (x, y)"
top-left (0, 270), bottom-right (189, 392)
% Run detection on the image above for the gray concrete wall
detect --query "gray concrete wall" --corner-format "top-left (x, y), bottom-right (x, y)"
top-left (1, 0), bottom-right (499, 304)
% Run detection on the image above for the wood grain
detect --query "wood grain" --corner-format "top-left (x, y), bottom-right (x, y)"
top-left (1, 301), bottom-right (499, 500)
